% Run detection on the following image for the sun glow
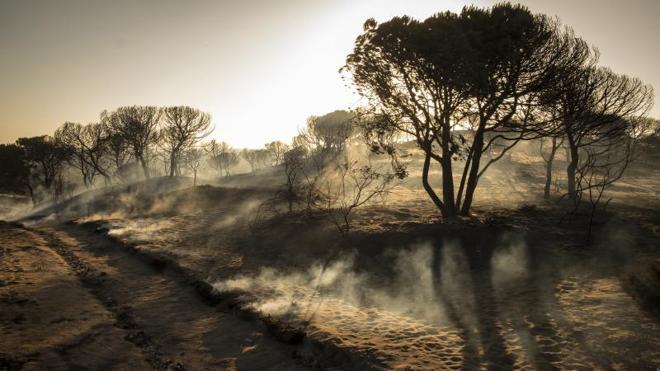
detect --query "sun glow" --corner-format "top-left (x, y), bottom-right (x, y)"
top-left (0, 0), bottom-right (656, 148)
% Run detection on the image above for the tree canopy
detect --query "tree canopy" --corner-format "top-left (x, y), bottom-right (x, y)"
top-left (344, 3), bottom-right (597, 218)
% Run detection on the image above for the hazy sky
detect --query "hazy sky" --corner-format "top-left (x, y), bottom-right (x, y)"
top-left (1, 0), bottom-right (658, 148)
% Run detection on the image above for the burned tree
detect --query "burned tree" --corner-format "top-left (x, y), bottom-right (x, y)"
top-left (304, 110), bottom-right (355, 155)
top-left (182, 147), bottom-right (204, 186)
top-left (54, 122), bottom-right (96, 187)
top-left (241, 149), bottom-right (259, 172)
top-left (571, 116), bottom-right (650, 243)
top-left (103, 125), bottom-right (131, 174)
top-left (82, 122), bottom-right (113, 183)
top-left (16, 136), bottom-right (70, 200)
top-left (161, 106), bottom-right (212, 177)
top-left (265, 141), bottom-right (290, 166)
top-left (217, 152), bottom-right (240, 176)
top-left (538, 136), bottom-right (565, 198)
top-left (54, 122), bottom-right (112, 187)
top-left (280, 146), bottom-right (306, 213)
top-left (0, 144), bottom-right (33, 203)
top-left (241, 149), bottom-right (270, 172)
top-left (205, 140), bottom-right (240, 177)
top-left (102, 106), bottom-right (161, 179)
top-left (344, 4), bottom-right (585, 218)
top-left (319, 158), bottom-right (397, 233)
top-left (218, 153), bottom-right (240, 176)
top-left (296, 110), bottom-right (355, 169)
top-left (549, 67), bottom-right (654, 204)
top-left (204, 140), bottom-right (238, 176)
top-left (288, 110), bottom-right (358, 210)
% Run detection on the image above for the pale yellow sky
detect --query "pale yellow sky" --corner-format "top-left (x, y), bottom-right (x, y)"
top-left (0, 0), bottom-right (657, 148)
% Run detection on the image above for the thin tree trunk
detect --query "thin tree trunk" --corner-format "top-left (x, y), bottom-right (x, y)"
top-left (564, 119), bottom-right (579, 205)
top-left (566, 140), bottom-right (579, 205)
top-left (421, 151), bottom-right (446, 217)
top-left (169, 152), bottom-right (177, 177)
top-left (441, 116), bottom-right (456, 216)
top-left (455, 142), bottom-right (475, 212)
top-left (543, 137), bottom-right (559, 199)
top-left (544, 157), bottom-right (554, 198)
top-left (460, 128), bottom-right (484, 216)
top-left (586, 203), bottom-right (596, 245)
top-left (139, 156), bottom-right (150, 179)
top-left (25, 183), bottom-right (36, 206)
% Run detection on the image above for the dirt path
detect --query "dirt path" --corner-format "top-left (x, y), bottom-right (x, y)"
top-left (0, 222), bottom-right (151, 370)
top-left (0, 221), bottom-right (307, 370)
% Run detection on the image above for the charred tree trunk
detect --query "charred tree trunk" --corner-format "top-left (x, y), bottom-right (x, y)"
top-left (169, 151), bottom-right (177, 177)
top-left (137, 155), bottom-right (150, 179)
top-left (455, 142), bottom-right (475, 212)
top-left (566, 138), bottom-right (579, 205)
top-left (25, 183), bottom-right (36, 206)
top-left (460, 128), bottom-right (484, 216)
top-left (421, 151), bottom-right (446, 217)
top-left (543, 137), bottom-right (560, 199)
top-left (544, 157), bottom-right (554, 199)
top-left (441, 156), bottom-right (456, 217)
top-left (586, 202), bottom-right (596, 245)
top-left (441, 117), bottom-right (457, 216)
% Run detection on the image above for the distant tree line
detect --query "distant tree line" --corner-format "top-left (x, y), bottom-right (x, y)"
top-left (0, 103), bottom-right (354, 206)
top-left (1, 106), bottom-right (216, 203)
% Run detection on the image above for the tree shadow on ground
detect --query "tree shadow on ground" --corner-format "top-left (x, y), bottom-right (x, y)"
top-left (427, 229), bottom-right (572, 371)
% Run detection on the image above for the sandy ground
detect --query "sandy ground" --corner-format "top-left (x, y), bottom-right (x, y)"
top-left (78, 192), bottom-right (660, 370)
top-left (0, 222), bottom-right (150, 370)
top-left (3, 148), bottom-right (660, 370)
top-left (0, 221), bottom-right (307, 370)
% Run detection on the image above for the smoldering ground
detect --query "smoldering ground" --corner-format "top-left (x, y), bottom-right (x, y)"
top-left (7, 138), bottom-right (660, 370)
top-left (206, 213), bottom-right (660, 369)
top-left (212, 234), bottom-right (534, 327)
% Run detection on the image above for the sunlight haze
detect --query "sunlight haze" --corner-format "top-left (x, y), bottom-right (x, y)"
top-left (1, 0), bottom-right (658, 148)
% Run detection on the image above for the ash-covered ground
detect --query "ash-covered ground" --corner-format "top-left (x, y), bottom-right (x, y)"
top-left (3, 147), bottom-right (660, 370)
